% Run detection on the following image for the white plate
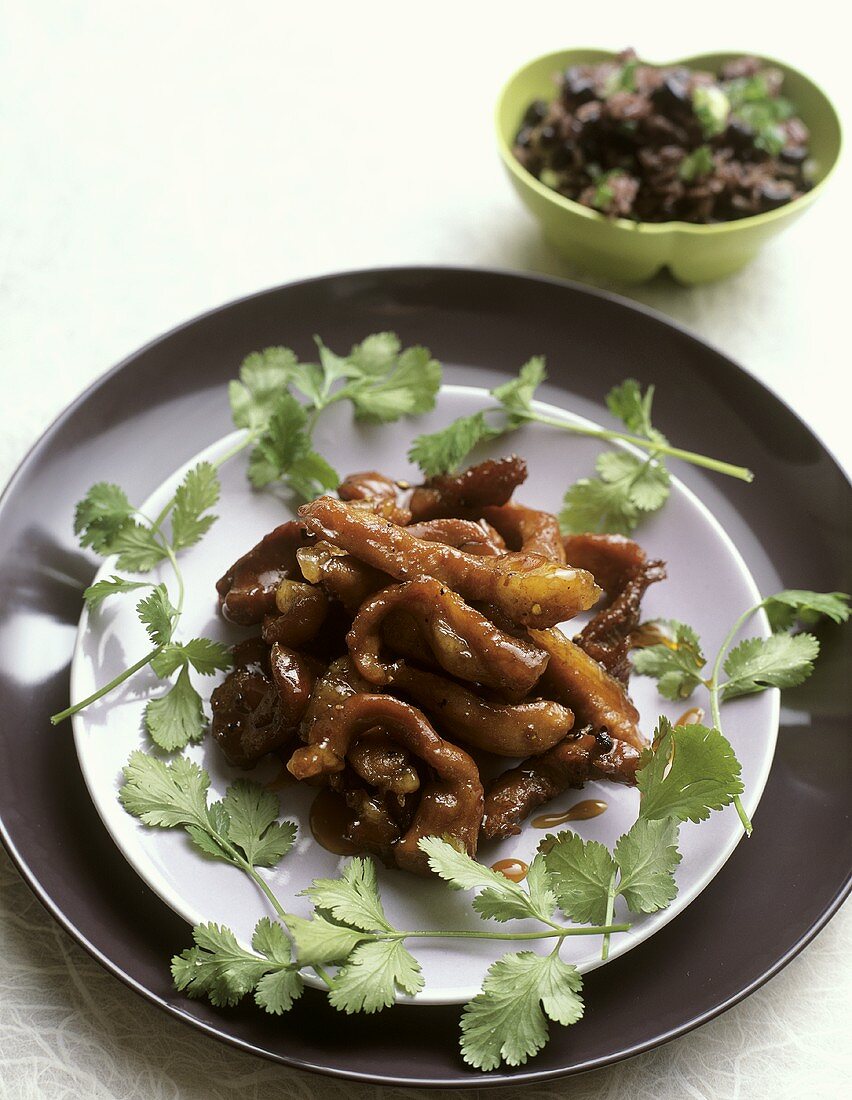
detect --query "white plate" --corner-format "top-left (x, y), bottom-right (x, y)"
top-left (71, 386), bottom-right (777, 1005)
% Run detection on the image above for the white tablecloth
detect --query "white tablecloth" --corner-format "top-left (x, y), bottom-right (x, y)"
top-left (2, 3), bottom-right (849, 1097)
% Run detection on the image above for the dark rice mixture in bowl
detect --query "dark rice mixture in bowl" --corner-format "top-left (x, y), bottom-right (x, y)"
top-left (513, 49), bottom-right (813, 223)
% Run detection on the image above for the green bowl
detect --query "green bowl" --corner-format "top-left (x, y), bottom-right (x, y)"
top-left (496, 48), bottom-right (842, 283)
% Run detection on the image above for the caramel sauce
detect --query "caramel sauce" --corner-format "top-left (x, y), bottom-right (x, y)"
top-left (491, 858), bottom-right (529, 883)
top-left (531, 799), bottom-right (608, 829)
top-left (630, 622), bottom-right (676, 649)
top-left (675, 706), bottom-right (704, 726)
top-left (263, 763), bottom-right (294, 791)
top-left (309, 787), bottom-right (358, 856)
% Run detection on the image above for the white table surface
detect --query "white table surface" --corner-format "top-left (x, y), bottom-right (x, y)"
top-left (1, 3), bottom-right (849, 1098)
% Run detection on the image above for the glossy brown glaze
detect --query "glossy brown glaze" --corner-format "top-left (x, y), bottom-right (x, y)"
top-left (296, 541), bottom-right (389, 614)
top-left (309, 787), bottom-right (360, 856)
top-left (392, 663), bottom-right (573, 757)
top-left (531, 799), bottom-right (608, 829)
top-left (482, 730), bottom-right (639, 841)
top-left (299, 496), bottom-right (601, 627)
top-left (578, 557), bottom-right (666, 683)
top-left (482, 501), bottom-right (566, 562)
top-left (405, 517), bottom-right (506, 556)
top-left (676, 706), bottom-right (705, 726)
top-left (347, 578), bottom-right (550, 700)
top-left (531, 627), bottom-right (645, 750)
top-left (408, 456), bottom-right (527, 520)
top-left (288, 694), bottom-right (483, 873)
top-left (491, 857), bottom-right (529, 883)
top-left (216, 521), bottom-right (307, 625)
top-left (338, 470), bottom-right (412, 525)
top-left (563, 532), bottom-right (648, 600)
top-left (259, 579), bottom-right (329, 649)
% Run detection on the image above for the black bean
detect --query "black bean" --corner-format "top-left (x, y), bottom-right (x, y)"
top-left (549, 141), bottom-right (574, 170)
top-left (650, 74), bottom-right (690, 111)
top-left (760, 180), bottom-right (795, 209)
top-left (779, 145), bottom-right (807, 166)
top-left (515, 126), bottom-right (534, 149)
top-left (538, 124), bottom-right (559, 147)
top-left (522, 99), bottom-right (547, 127)
top-left (562, 69), bottom-right (597, 106)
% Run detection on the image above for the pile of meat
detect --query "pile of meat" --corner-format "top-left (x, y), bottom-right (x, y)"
top-left (211, 457), bottom-right (664, 875)
top-left (514, 49), bottom-right (811, 223)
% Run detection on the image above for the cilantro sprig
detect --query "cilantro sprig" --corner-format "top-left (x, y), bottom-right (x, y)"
top-left (634, 590), bottom-right (850, 834)
top-left (53, 333), bottom-right (440, 734)
top-left (410, 361), bottom-right (752, 534)
top-left (232, 334), bottom-right (441, 496)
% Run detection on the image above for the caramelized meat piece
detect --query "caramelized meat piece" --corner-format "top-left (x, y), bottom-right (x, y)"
top-left (348, 578), bottom-right (549, 700)
top-left (393, 663), bottom-right (573, 757)
top-left (269, 644), bottom-right (324, 728)
top-left (297, 541), bottom-right (388, 613)
top-left (338, 471), bottom-right (412, 525)
top-left (211, 667), bottom-right (288, 768)
top-left (408, 456), bottom-right (527, 520)
top-left (578, 557), bottom-right (666, 682)
top-left (299, 655), bottom-right (374, 746)
top-left (348, 730), bottom-right (421, 797)
top-left (530, 627), bottom-right (645, 750)
top-left (483, 502), bottom-right (566, 562)
top-left (260, 579), bottom-right (329, 648)
top-left (563, 532), bottom-right (647, 600)
top-left (481, 728), bottom-right (641, 840)
top-left (299, 496), bottom-right (601, 627)
top-left (405, 518), bottom-right (506, 556)
top-left (288, 694), bottom-right (484, 873)
top-left (216, 521), bottom-right (307, 625)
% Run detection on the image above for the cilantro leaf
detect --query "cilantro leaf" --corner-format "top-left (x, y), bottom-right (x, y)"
top-left (407, 411), bottom-right (502, 477)
top-left (679, 145), bottom-right (715, 182)
top-left (171, 919), bottom-right (302, 1012)
top-left (119, 750), bottom-right (211, 827)
top-left (170, 462), bottom-right (220, 551)
top-left (614, 818), bottom-right (681, 914)
top-left (247, 392), bottom-right (339, 498)
top-left (347, 332), bottom-right (402, 376)
top-left (491, 356), bottom-right (546, 420)
top-left (345, 346), bottom-right (441, 422)
top-left (229, 347), bottom-right (298, 431)
top-left (605, 378), bottom-right (666, 444)
top-left (637, 718), bottom-right (743, 824)
top-left (151, 637), bottom-right (233, 678)
top-left (329, 939), bottom-right (424, 1014)
top-left (721, 633), bottom-right (820, 701)
top-left (460, 952), bottom-right (583, 1070)
top-left (171, 923), bottom-right (271, 1007)
top-left (74, 482), bottom-right (135, 553)
top-left (632, 620), bottom-right (707, 700)
top-left (109, 522), bottom-right (169, 573)
top-left (136, 584), bottom-right (176, 647)
top-left (302, 858), bottom-right (393, 933)
top-left (559, 475), bottom-right (638, 535)
top-left (543, 832), bottom-right (615, 925)
top-left (761, 590), bottom-right (850, 632)
top-left (693, 85), bottom-right (730, 137)
top-left (285, 914), bottom-right (369, 966)
top-left (144, 666), bottom-right (205, 750)
top-left (221, 780), bottom-right (296, 867)
top-left (83, 575), bottom-right (151, 611)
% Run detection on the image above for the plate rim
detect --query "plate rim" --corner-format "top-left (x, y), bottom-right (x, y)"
top-left (1, 264), bottom-right (849, 1088)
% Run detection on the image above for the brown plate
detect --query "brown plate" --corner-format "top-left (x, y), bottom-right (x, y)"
top-left (0, 267), bottom-right (849, 1087)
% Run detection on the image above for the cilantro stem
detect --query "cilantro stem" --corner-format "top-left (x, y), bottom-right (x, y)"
top-left (708, 603), bottom-right (762, 837)
top-left (524, 411), bottom-right (753, 482)
top-left (600, 869), bottom-right (618, 960)
top-left (398, 924), bottom-right (629, 941)
top-left (49, 646), bottom-right (162, 724)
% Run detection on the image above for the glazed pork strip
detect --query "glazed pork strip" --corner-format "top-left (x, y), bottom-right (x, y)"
top-left (578, 557), bottom-right (666, 682)
top-left (392, 663), bottom-right (574, 757)
top-left (287, 694), bottom-right (484, 873)
top-left (482, 501), bottom-right (566, 562)
top-left (408, 456), bottom-right (528, 520)
top-left (530, 627), bottom-right (645, 750)
top-left (298, 496), bottom-right (601, 628)
top-left (481, 729), bottom-right (641, 841)
top-left (216, 520), bottom-right (308, 625)
top-left (347, 578), bottom-right (550, 701)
